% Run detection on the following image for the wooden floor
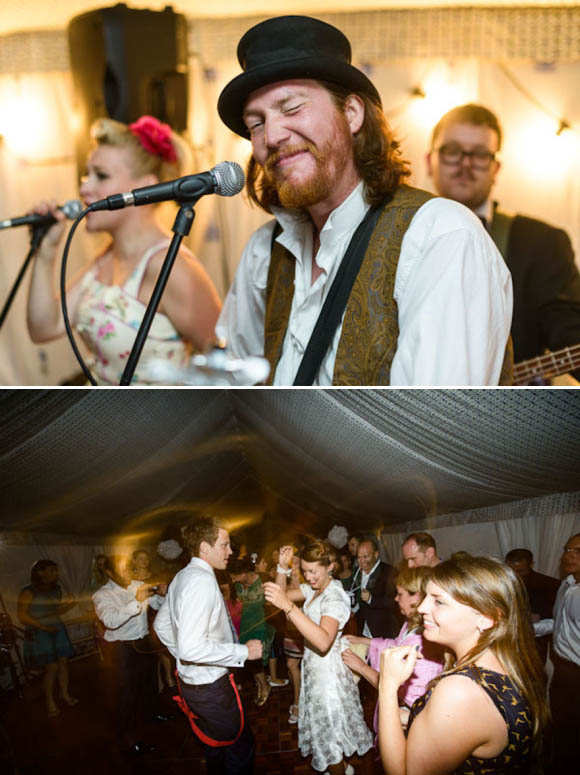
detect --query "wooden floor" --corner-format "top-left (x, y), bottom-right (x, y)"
top-left (1, 652), bottom-right (383, 775)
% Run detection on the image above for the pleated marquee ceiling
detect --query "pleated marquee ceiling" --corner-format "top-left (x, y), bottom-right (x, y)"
top-left (1, 389), bottom-right (579, 543)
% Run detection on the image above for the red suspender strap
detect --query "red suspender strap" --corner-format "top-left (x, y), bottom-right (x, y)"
top-left (173, 672), bottom-right (245, 748)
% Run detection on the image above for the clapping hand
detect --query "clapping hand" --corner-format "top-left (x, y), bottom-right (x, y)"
top-left (380, 645), bottom-right (421, 691)
top-left (278, 545), bottom-right (293, 569)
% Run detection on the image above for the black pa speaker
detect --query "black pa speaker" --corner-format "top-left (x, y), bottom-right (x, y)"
top-left (67, 3), bottom-right (189, 177)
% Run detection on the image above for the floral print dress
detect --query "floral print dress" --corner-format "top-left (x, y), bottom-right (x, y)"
top-left (74, 240), bottom-right (190, 384)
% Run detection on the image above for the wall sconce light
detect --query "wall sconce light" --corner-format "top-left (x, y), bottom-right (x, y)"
top-left (556, 119), bottom-right (570, 136)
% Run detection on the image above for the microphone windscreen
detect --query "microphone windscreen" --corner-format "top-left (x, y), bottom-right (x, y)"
top-left (212, 161), bottom-right (245, 197)
top-left (61, 200), bottom-right (84, 219)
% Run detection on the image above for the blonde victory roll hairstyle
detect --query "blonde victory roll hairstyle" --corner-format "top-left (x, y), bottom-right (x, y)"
top-left (90, 117), bottom-right (192, 183)
top-left (426, 553), bottom-right (549, 745)
top-left (300, 539), bottom-right (335, 567)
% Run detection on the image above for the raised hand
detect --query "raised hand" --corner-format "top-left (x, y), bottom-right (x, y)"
top-left (278, 545), bottom-right (293, 569)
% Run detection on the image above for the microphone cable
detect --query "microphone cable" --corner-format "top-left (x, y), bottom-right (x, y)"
top-left (59, 206), bottom-right (98, 386)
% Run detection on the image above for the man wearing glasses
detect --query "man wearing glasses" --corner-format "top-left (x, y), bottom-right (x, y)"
top-left (427, 103), bottom-right (580, 382)
top-left (533, 534), bottom-right (580, 773)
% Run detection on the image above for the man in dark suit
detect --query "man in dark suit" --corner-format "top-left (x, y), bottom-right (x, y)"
top-left (351, 538), bottom-right (399, 638)
top-left (427, 103), bottom-right (580, 382)
top-left (505, 547), bottom-right (561, 663)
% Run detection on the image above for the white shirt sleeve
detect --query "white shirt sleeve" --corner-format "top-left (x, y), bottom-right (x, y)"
top-left (390, 198), bottom-right (513, 386)
top-left (215, 220), bottom-right (276, 358)
top-left (148, 593), bottom-right (164, 611)
top-left (93, 587), bottom-right (142, 630)
top-left (533, 619), bottom-right (554, 637)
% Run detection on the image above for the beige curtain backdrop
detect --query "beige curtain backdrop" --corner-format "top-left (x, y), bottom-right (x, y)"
top-left (0, 8), bottom-right (578, 385)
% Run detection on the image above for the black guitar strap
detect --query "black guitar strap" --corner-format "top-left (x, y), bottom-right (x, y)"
top-left (292, 197), bottom-right (389, 386)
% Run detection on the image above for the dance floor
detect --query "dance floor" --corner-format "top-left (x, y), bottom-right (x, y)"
top-left (1, 652), bottom-right (382, 775)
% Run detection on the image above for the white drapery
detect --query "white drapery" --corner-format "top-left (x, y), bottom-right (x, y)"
top-left (381, 511), bottom-right (580, 577)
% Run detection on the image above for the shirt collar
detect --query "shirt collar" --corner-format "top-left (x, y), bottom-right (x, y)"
top-left (271, 181), bottom-right (369, 252)
top-left (361, 558), bottom-right (381, 578)
top-left (474, 199), bottom-right (494, 226)
top-left (564, 573), bottom-right (579, 586)
top-left (191, 556), bottom-right (215, 573)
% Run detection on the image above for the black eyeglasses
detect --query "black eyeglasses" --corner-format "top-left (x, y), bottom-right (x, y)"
top-left (436, 144), bottom-right (498, 170)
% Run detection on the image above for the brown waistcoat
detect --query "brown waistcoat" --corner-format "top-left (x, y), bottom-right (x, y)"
top-left (264, 185), bottom-right (513, 386)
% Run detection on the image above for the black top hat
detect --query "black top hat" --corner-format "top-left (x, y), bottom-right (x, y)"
top-left (217, 16), bottom-right (382, 138)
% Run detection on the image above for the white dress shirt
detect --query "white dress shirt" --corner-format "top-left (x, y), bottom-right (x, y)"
top-left (153, 557), bottom-right (248, 685)
top-left (216, 183), bottom-right (512, 386)
top-left (534, 575), bottom-right (580, 665)
top-left (92, 579), bottom-right (163, 642)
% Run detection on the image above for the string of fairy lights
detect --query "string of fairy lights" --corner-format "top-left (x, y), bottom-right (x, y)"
top-left (386, 60), bottom-right (577, 140)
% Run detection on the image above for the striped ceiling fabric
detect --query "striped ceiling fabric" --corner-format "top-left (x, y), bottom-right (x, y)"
top-left (1, 389), bottom-right (579, 542)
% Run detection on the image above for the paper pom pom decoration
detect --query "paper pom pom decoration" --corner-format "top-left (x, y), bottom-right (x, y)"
top-left (328, 525), bottom-right (349, 548)
top-left (157, 539), bottom-right (183, 560)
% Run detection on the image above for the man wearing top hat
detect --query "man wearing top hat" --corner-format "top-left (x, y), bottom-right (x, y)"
top-left (216, 15), bottom-right (513, 386)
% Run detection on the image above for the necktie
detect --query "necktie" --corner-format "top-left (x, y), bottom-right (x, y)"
top-left (224, 602), bottom-right (239, 643)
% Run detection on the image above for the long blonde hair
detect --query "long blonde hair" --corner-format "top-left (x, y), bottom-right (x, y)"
top-left (427, 553), bottom-right (549, 741)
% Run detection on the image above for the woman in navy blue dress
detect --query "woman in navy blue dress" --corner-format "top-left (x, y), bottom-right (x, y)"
top-left (18, 560), bottom-right (77, 717)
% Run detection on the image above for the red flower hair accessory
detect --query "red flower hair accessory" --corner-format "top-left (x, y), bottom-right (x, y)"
top-left (128, 115), bottom-right (177, 163)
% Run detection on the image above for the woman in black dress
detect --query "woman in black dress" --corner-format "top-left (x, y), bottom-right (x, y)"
top-left (378, 553), bottom-right (549, 775)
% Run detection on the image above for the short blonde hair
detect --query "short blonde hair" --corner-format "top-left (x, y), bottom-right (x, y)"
top-left (91, 117), bottom-right (192, 182)
top-left (394, 563), bottom-right (432, 629)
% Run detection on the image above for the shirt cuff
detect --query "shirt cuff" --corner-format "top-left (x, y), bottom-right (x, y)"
top-left (533, 619), bottom-right (553, 637)
top-left (236, 644), bottom-right (249, 666)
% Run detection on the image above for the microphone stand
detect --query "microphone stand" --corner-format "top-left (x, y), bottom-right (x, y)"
top-left (0, 223), bottom-right (49, 330)
top-left (119, 201), bottom-right (197, 386)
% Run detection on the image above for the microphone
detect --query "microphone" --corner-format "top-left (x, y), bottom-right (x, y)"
top-left (89, 161), bottom-right (245, 212)
top-left (144, 347), bottom-right (271, 386)
top-left (0, 200), bottom-right (83, 231)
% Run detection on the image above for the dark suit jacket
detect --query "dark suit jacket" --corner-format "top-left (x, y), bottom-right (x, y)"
top-left (352, 561), bottom-right (400, 638)
top-left (494, 210), bottom-right (580, 379)
top-left (524, 569), bottom-right (561, 620)
top-left (523, 569), bottom-right (561, 663)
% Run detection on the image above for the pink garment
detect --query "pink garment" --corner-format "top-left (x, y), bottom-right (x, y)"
top-left (367, 622), bottom-right (444, 741)
top-left (226, 599), bottom-right (242, 636)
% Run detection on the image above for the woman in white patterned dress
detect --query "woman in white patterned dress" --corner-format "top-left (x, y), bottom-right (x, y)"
top-left (264, 541), bottom-right (373, 775)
